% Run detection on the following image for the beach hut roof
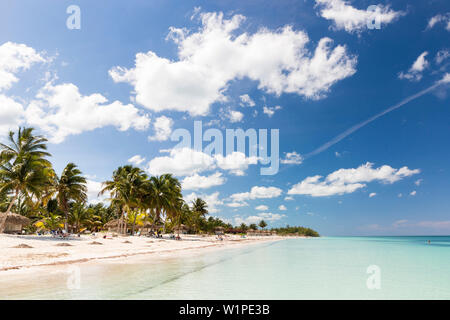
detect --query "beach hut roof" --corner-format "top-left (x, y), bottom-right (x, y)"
top-left (0, 212), bottom-right (31, 232)
top-left (215, 226), bottom-right (225, 231)
top-left (104, 219), bottom-right (125, 228)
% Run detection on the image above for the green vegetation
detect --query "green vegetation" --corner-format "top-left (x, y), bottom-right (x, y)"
top-left (271, 225), bottom-right (320, 237)
top-left (0, 127), bottom-right (319, 237)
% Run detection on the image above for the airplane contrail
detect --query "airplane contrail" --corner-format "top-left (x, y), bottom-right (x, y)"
top-left (303, 81), bottom-right (443, 159)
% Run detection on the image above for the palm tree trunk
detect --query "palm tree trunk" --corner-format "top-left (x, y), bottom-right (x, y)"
top-left (121, 209), bottom-right (126, 235)
top-left (6, 189), bottom-right (19, 213)
top-left (131, 210), bottom-right (137, 236)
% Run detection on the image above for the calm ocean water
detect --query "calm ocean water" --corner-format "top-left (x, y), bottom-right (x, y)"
top-left (2, 236), bottom-right (450, 299)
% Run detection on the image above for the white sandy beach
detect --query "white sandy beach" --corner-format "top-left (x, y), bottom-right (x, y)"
top-left (0, 233), bottom-right (287, 275)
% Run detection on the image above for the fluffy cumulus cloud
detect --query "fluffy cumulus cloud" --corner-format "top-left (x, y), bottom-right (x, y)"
top-left (369, 192), bottom-right (376, 198)
top-left (398, 52), bottom-right (429, 81)
top-left (315, 0), bottom-right (403, 33)
top-left (184, 191), bottom-right (223, 213)
top-left (288, 162), bottom-right (420, 197)
top-left (0, 42), bottom-right (46, 137)
top-left (255, 205), bottom-right (269, 211)
top-left (181, 172), bottom-right (225, 190)
top-left (227, 201), bottom-right (248, 208)
top-left (215, 152), bottom-right (258, 176)
top-left (147, 148), bottom-right (258, 177)
top-left (239, 94), bottom-right (255, 107)
top-left (427, 13), bottom-right (450, 31)
top-left (230, 186), bottom-right (283, 202)
top-left (0, 42), bottom-right (46, 91)
top-left (263, 105), bottom-right (281, 117)
top-left (25, 82), bottom-right (150, 143)
top-left (86, 179), bottom-right (107, 204)
top-left (147, 147), bottom-right (216, 176)
top-left (234, 212), bottom-right (285, 225)
top-left (0, 94), bottom-right (25, 136)
top-left (128, 155), bottom-right (146, 165)
top-left (278, 204), bottom-right (287, 210)
top-left (109, 11), bottom-right (357, 116)
top-left (281, 151), bottom-right (303, 164)
top-left (148, 116), bottom-right (173, 141)
top-left (226, 110), bottom-right (244, 123)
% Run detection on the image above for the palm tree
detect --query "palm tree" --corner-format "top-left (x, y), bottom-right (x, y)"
top-left (147, 174), bottom-right (182, 232)
top-left (0, 128), bottom-right (51, 213)
top-left (259, 220), bottom-right (267, 230)
top-left (54, 163), bottom-right (87, 232)
top-left (101, 165), bottom-right (147, 235)
top-left (0, 128), bottom-right (52, 214)
top-left (191, 198), bottom-right (208, 217)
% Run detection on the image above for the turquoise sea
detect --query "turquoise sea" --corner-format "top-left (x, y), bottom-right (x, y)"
top-left (2, 236), bottom-right (450, 299)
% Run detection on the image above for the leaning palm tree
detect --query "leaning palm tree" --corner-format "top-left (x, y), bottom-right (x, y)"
top-left (0, 128), bottom-right (52, 214)
top-left (54, 163), bottom-right (87, 232)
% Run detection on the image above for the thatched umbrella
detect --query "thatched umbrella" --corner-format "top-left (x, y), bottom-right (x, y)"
top-left (215, 226), bottom-right (225, 235)
top-left (0, 212), bottom-right (31, 234)
top-left (173, 224), bottom-right (187, 236)
top-left (104, 219), bottom-right (127, 233)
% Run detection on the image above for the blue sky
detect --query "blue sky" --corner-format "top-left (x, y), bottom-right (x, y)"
top-left (0, 0), bottom-right (449, 235)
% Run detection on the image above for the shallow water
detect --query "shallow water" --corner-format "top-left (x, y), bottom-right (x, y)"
top-left (1, 236), bottom-right (450, 299)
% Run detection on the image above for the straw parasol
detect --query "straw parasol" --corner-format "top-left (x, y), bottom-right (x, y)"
top-left (215, 226), bottom-right (225, 235)
top-left (104, 219), bottom-right (127, 233)
top-left (0, 212), bottom-right (31, 234)
top-left (173, 224), bottom-right (187, 235)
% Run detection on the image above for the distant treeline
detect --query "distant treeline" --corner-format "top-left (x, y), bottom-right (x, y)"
top-left (270, 225), bottom-right (320, 237)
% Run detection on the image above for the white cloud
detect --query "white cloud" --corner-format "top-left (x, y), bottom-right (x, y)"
top-left (369, 192), bottom-right (376, 198)
top-left (0, 94), bottom-right (24, 136)
top-left (284, 196), bottom-right (294, 201)
top-left (0, 42), bottom-right (46, 91)
top-left (398, 193), bottom-right (403, 198)
top-left (147, 148), bottom-right (258, 177)
top-left (227, 201), bottom-right (248, 208)
top-left (263, 105), bottom-right (281, 117)
top-left (230, 186), bottom-right (283, 202)
top-left (436, 49), bottom-right (450, 64)
top-left (128, 155), bottom-right (146, 166)
top-left (410, 190), bottom-right (417, 196)
top-left (255, 205), bottom-right (269, 211)
top-left (315, 0), bottom-right (403, 33)
top-left (184, 191), bottom-right (223, 213)
top-left (148, 116), bottom-right (173, 141)
top-left (109, 11), bottom-right (357, 115)
top-left (427, 13), bottom-right (450, 31)
top-left (281, 151), bottom-right (303, 164)
top-left (239, 94), bottom-right (255, 107)
top-left (288, 162), bottom-right (420, 197)
top-left (226, 110), bottom-right (244, 123)
top-left (215, 151), bottom-right (258, 176)
top-left (398, 52), bottom-right (429, 81)
top-left (26, 82), bottom-right (150, 143)
top-left (415, 179), bottom-right (423, 186)
top-left (416, 220), bottom-right (450, 230)
top-left (234, 212), bottom-right (285, 225)
top-left (86, 179), bottom-right (107, 204)
top-left (147, 147), bottom-right (216, 176)
top-left (181, 172), bottom-right (225, 190)
top-left (278, 204), bottom-right (287, 210)
top-left (439, 73), bottom-right (450, 84)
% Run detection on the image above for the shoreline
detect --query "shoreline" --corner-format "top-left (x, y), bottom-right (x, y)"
top-left (0, 233), bottom-right (292, 275)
